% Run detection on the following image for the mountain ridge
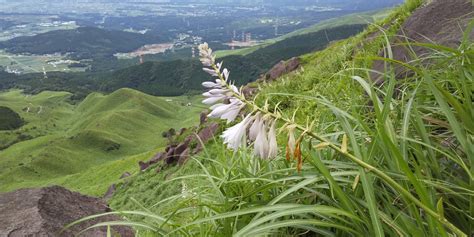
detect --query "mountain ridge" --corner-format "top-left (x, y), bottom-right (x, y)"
top-left (0, 88), bottom-right (202, 195)
top-left (0, 26), bottom-right (161, 59)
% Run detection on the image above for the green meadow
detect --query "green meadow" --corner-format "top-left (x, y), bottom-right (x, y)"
top-left (0, 89), bottom-right (203, 196)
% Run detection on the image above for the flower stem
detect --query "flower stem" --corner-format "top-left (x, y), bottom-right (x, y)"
top-left (209, 63), bottom-right (466, 236)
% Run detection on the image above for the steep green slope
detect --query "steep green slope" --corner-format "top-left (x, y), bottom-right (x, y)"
top-left (109, 5), bottom-right (412, 214)
top-left (106, 0), bottom-right (473, 236)
top-left (0, 89), bottom-right (202, 195)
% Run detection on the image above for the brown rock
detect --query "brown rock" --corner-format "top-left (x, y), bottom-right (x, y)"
top-left (164, 142), bottom-right (188, 165)
top-left (371, 0), bottom-right (474, 84)
top-left (242, 85), bottom-right (259, 99)
top-left (174, 142), bottom-right (189, 157)
top-left (194, 122), bottom-right (220, 153)
top-left (103, 184), bottom-right (116, 200)
top-left (0, 186), bottom-right (134, 237)
top-left (165, 146), bottom-right (175, 157)
top-left (120, 172), bottom-right (131, 179)
top-left (197, 122), bottom-right (220, 142)
top-left (149, 152), bottom-right (166, 164)
top-left (178, 127), bottom-right (187, 136)
top-left (262, 57), bottom-right (300, 82)
top-left (164, 146), bottom-right (178, 164)
top-left (200, 110), bottom-right (209, 125)
top-left (285, 57), bottom-right (300, 72)
top-left (138, 161), bottom-right (150, 171)
top-left (138, 152), bottom-right (167, 172)
top-left (184, 135), bottom-right (194, 145)
top-left (178, 148), bottom-right (191, 165)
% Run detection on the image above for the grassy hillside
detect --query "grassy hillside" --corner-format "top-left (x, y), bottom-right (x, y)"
top-left (104, 0), bottom-right (473, 236)
top-left (0, 89), bottom-right (203, 196)
top-left (110, 0), bottom-right (421, 217)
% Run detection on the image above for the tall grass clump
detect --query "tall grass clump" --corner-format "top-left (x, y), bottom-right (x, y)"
top-left (70, 6), bottom-right (472, 237)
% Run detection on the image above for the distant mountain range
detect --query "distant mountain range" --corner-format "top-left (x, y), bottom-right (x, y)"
top-left (0, 24), bottom-right (366, 98)
top-left (0, 27), bottom-right (161, 59)
top-left (170, 0), bottom-right (403, 9)
top-left (2, 0), bottom-right (403, 9)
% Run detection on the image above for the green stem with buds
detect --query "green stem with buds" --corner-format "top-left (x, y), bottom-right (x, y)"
top-left (209, 63), bottom-right (466, 237)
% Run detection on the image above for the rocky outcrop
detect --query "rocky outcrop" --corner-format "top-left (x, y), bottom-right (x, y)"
top-left (262, 57), bottom-right (301, 82)
top-left (243, 57), bottom-right (301, 98)
top-left (120, 172), bottom-right (131, 179)
top-left (194, 122), bottom-right (220, 153)
top-left (137, 121), bottom-right (220, 173)
top-left (371, 0), bottom-right (474, 84)
top-left (178, 148), bottom-right (191, 165)
top-left (0, 186), bottom-right (134, 237)
top-left (139, 151), bottom-right (166, 171)
top-left (199, 110), bottom-right (209, 125)
top-left (103, 183), bottom-right (116, 200)
top-left (103, 171), bottom-right (131, 200)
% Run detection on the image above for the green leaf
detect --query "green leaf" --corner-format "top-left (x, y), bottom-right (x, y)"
top-left (437, 198), bottom-right (445, 219)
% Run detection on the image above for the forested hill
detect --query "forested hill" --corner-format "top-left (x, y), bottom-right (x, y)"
top-left (0, 24), bottom-right (366, 98)
top-left (0, 27), bottom-right (160, 59)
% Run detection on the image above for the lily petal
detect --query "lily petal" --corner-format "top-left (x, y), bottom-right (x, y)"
top-left (202, 81), bottom-right (218, 88)
top-left (221, 114), bottom-right (252, 150)
top-left (254, 119), bottom-right (269, 159)
top-left (203, 96), bottom-right (224, 105)
top-left (267, 120), bottom-right (278, 159)
top-left (249, 113), bottom-right (261, 141)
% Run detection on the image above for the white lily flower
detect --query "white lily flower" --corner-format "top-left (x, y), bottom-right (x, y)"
top-left (254, 118), bottom-right (269, 158)
top-left (221, 114), bottom-right (252, 150)
top-left (202, 96), bottom-right (224, 105)
top-left (223, 68), bottom-right (230, 81)
top-left (210, 103), bottom-right (225, 110)
top-left (216, 79), bottom-right (226, 86)
top-left (248, 113), bottom-right (261, 141)
top-left (199, 42), bottom-right (281, 159)
top-left (202, 81), bottom-right (218, 88)
top-left (230, 85), bottom-right (240, 94)
top-left (203, 68), bottom-right (218, 76)
top-left (208, 103), bottom-right (234, 118)
top-left (267, 120), bottom-right (278, 159)
top-left (221, 106), bottom-right (242, 123)
top-left (199, 43), bottom-right (215, 66)
top-left (208, 99), bottom-right (243, 123)
top-left (209, 89), bottom-right (228, 95)
top-left (286, 125), bottom-right (296, 160)
top-left (200, 58), bottom-right (212, 67)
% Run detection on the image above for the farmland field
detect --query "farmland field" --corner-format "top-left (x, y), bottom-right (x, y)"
top-left (0, 50), bottom-right (87, 74)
